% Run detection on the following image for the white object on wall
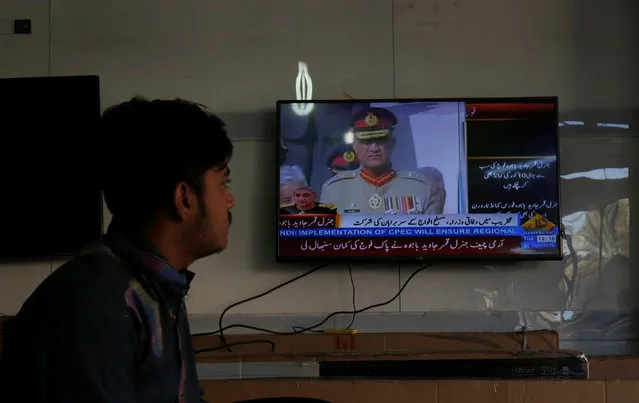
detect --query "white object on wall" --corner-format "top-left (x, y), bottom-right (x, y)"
top-left (292, 61), bottom-right (314, 116)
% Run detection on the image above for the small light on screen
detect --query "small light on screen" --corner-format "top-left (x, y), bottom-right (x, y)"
top-left (344, 130), bottom-right (354, 144)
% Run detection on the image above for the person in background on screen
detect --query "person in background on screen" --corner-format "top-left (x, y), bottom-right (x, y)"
top-left (319, 107), bottom-right (442, 215)
top-left (325, 143), bottom-right (360, 176)
top-left (280, 185), bottom-right (337, 215)
top-left (279, 137), bottom-right (308, 205)
top-left (0, 97), bottom-right (234, 403)
top-left (417, 166), bottom-right (447, 214)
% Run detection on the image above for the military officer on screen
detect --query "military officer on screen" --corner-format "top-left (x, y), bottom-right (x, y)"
top-left (280, 185), bottom-right (337, 215)
top-left (319, 107), bottom-right (440, 215)
top-left (326, 143), bottom-right (360, 176)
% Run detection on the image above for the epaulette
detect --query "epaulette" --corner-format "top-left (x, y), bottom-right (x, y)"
top-left (280, 204), bottom-right (296, 208)
top-left (396, 170), bottom-right (428, 183)
top-left (323, 171), bottom-right (357, 186)
top-left (318, 203), bottom-right (337, 209)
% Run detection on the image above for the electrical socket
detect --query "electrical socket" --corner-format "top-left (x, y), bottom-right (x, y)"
top-left (13, 19), bottom-right (32, 34)
top-left (0, 19), bottom-right (31, 34)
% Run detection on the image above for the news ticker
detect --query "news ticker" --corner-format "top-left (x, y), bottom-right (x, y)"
top-left (278, 235), bottom-right (561, 256)
top-left (336, 213), bottom-right (521, 228)
top-left (279, 226), bottom-right (557, 240)
top-left (281, 213), bottom-right (557, 236)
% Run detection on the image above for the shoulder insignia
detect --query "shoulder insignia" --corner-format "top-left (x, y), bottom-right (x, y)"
top-left (396, 170), bottom-right (429, 184)
top-left (280, 204), bottom-right (296, 208)
top-left (324, 171), bottom-right (357, 185)
top-left (318, 203), bottom-right (337, 209)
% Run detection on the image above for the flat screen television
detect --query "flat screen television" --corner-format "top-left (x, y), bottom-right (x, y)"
top-left (0, 75), bottom-right (103, 260)
top-left (277, 97), bottom-right (561, 262)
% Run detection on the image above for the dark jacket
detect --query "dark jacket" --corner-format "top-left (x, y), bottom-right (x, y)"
top-left (0, 225), bottom-right (205, 403)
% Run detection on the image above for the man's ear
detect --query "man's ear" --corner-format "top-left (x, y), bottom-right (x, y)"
top-left (173, 181), bottom-right (195, 221)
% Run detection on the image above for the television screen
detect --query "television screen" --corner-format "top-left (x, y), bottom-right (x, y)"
top-left (0, 75), bottom-right (103, 260)
top-left (277, 98), bottom-right (561, 262)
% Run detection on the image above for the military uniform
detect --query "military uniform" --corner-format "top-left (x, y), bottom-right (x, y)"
top-left (280, 202), bottom-right (337, 215)
top-left (319, 169), bottom-right (439, 214)
top-left (417, 166), bottom-right (446, 214)
top-left (319, 106), bottom-right (441, 215)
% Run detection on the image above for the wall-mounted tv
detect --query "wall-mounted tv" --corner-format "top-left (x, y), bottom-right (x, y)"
top-left (277, 97), bottom-right (561, 262)
top-left (0, 75), bottom-right (103, 260)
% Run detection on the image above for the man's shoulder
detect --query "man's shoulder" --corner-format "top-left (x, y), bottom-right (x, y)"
top-left (394, 170), bottom-right (432, 187)
top-left (33, 252), bottom-right (140, 313)
top-left (6, 251), bottom-right (145, 353)
top-left (280, 204), bottom-right (301, 214)
top-left (317, 202), bottom-right (337, 209)
top-left (312, 203), bottom-right (337, 213)
top-left (322, 171), bottom-right (358, 188)
top-left (59, 251), bottom-right (134, 289)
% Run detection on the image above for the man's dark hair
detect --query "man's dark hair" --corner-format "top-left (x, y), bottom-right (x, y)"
top-left (99, 97), bottom-right (233, 228)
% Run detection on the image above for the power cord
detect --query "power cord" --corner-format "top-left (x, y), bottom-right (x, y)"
top-left (193, 263), bottom-right (433, 354)
top-left (193, 262), bottom-right (332, 352)
top-left (554, 221), bottom-right (601, 325)
top-left (194, 339), bottom-right (277, 353)
top-left (291, 263), bottom-right (356, 333)
top-left (345, 264), bottom-right (356, 330)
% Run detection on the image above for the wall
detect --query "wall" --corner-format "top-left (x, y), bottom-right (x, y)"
top-left (0, 0), bottom-right (637, 355)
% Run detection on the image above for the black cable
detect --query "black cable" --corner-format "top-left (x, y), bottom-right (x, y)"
top-left (276, 264), bottom-right (432, 335)
top-left (292, 263), bottom-right (356, 333)
top-left (563, 230), bottom-right (578, 308)
top-left (195, 339), bottom-right (276, 354)
top-left (345, 264), bottom-right (356, 330)
top-left (558, 202), bottom-right (611, 326)
top-left (194, 263), bottom-right (433, 353)
top-left (192, 262), bottom-right (333, 351)
top-left (291, 325), bottom-right (322, 333)
top-left (597, 205), bottom-right (605, 297)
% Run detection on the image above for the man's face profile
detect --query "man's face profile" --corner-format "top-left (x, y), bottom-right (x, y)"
top-left (293, 188), bottom-right (316, 209)
top-left (186, 165), bottom-right (235, 258)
